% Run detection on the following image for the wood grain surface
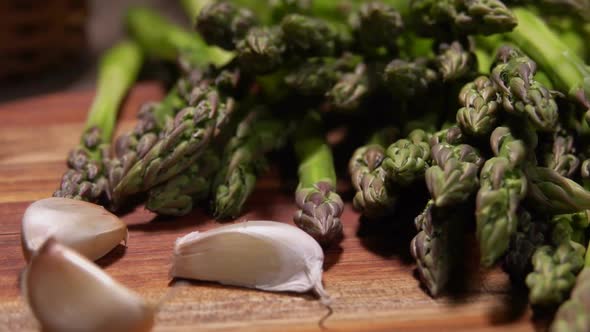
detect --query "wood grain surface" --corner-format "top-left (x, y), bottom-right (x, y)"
top-left (0, 84), bottom-right (544, 331)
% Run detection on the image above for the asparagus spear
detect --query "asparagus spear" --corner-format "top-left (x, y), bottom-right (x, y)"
top-left (429, 125), bottom-right (464, 146)
top-left (196, 1), bottom-right (258, 51)
top-left (382, 58), bottom-right (439, 99)
top-left (126, 6), bottom-right (232, 67)
top-left (349, 127), bottom-right (398, 192)
top-left (112, 71), bottom-right (237, 208)
top-left (54, 41), bottom-right (143, 203)
top-left (284, 54), bottom-right (359, 96)
top-left (106, 87), bottom-right (187, 197)
top-left (506, 8), bottom-right (590, 113)
top-left (280, 13), bottom-right (339, 57)
top-left (507, 0), bottom-right (590, 22)
top-left (353, 130), bottom-right (431, 219)
top-left (551, 240), bottom-right (590, 332)
top-left (476, 126), bottom-right (528, 267)
top-left (426, 143), bottom-right (484, 207)
top-left (435, 41), bottom-right (476, 82)
top-left (412, 141), bottom-right (483, 296)
top-left (327, 62), bottom-right (370, 111)
top-left (551, 211), bottom-right (590, 246)
top-left (382, 136), bottom-right (432, 186)
top-left (519, 211), bottom-right (588, 304)
top-left (456, 75), bottom-right (501, 137)
top-left (236, 27), bottom-right (286, 74)
top-left (145, 149), bottom-right (220, 216)
top-left (490, 46), bottom-right (559, 132)
top-left (293, 112), bottom-right (344, 247)
top-left (285, 54), bottom-right (360, 96)
top-left (409, 0), bottom-right (517, 38)
top-left (526, 237), bottom-right (586, 305)
top-left (527, 166), bottom-right (590, 214)
top-left (212, 109), bottom-right (290, 219)
top-left (411, 200), bottom-right (453, 297)
top-left (542, 130), bottom-right (580, 178)
top-left (349, 1), bottom-right (404, 56)
top-left (197, 2), bottom-right (288, 75)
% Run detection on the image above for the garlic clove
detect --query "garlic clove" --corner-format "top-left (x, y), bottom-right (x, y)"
top-left (171, 220), bottom-right (329, 300)
top-left (22, 238), bottom-right (154, 332)
top-left (21, 197), bottom-right (127, 261)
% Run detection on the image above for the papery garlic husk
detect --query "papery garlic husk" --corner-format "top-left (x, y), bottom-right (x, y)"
top-left (22, 238), bottom-right (154, 332)
top-left (21, 197), bottom-right (127, 261)
top-left (171, 220), bottom-right (330, 301)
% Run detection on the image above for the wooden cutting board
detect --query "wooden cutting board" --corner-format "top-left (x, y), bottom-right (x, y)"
top-left (0, 83), bottom-right (542, 331)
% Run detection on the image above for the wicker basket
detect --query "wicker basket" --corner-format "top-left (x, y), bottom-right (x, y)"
top-left (0, 0), bottom-right (88, 79)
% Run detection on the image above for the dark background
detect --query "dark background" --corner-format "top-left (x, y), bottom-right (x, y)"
top-left (0, 0), bottom-right (187, 103)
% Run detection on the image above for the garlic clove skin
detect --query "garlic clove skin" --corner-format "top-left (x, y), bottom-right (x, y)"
top-left (21, 197), bottom-right (128, 261)
top-left (22, 238), bottom-right (154, 332)
top-left (171, 220), bottom-right (328, 299)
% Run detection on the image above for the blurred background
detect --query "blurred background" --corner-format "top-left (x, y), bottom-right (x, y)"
top-left (0, 0), bottom-right (187, 103)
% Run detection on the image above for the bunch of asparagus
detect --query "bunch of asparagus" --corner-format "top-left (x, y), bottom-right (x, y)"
top-left (53, 0), bottom-right (590, 328)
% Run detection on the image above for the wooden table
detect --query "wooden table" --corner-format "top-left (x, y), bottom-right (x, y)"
top-left (0, 84), bottom-right (540, 331)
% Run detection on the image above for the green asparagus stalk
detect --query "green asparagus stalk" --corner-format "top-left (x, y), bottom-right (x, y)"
top-left (106, 87), bottom-right (186, 194)
top-left (195, 1), bottom-right (277, 73)
top-left (327, 63), bottom-right (370, 111)
top-left (196, 1), bottom-right (258, 50)
top-left (236, 27), bottom-right (286, 74)
top-left (551, 237), bottom-right (590, 331)
top-left (543, 130), bottom-right (580, 178)
top-left (411, 200), bottom-right (451, 297)
top-left (410, 199), bottom-right (468, 297)
top-left (353, 130), bottom-right (431, 219)
top-left (476, 126), bottom-right (528, 267)
top-left (381, 136), bottom-right (431, 186)
top-left (146, 149), bottom-right (220, 216)
top-left (527, 166), bottom-right (590, 214)
top-left (349, 128), bottom-right (398, 192)
top-left (435, 41), bottom-right (476, 82)
top-left (294, 112), bottom-right (343, 246)
top-left (490, 46), bottom-right (559, 132)
top-left (54, 41), bottom-right (143, 203)
top-left (412, 141), bottom-right (482, 296)
top-left (551, 211), bottom-right (590, 246)
top-left (112, 73), bottom-right (237, 208)
top-left (456, 75), bottom-right (501, 137)
top-left (546, 17), bottom-right (588, 60)
top-left (506, 8), bottom-right (590, 112)
top-left (409, 0), bottom-right (517, 38)
top-left (429, 125), bottom-right (464, 146)
top-left (284, 54), bottom-right (359, 96)
top-left (126, 6), bottom-right (232, 67)
top-left (426, 143), bottom-right (484, 207)
top-left (280, 13), bottom-right (338, 57)
top-left (507, 0), bottom-right (590, 22)
top-left (349, 1), bottom-right (404, 56)
top-left (526, 239), bottom-right (586, 305)
top-left (212, 109), bottom-right (290, 219)
top-left (382, 58), bottom-right (439, 99)
top-left (525, 202), bottom-right (590, 306)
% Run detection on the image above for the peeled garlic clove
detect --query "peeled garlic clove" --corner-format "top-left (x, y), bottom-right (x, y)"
top-left (171, 220), bottom-right (329, 300)
top-left (21, 197), bottom-right (127, 261)
top-left (23, 238), bottom-right (154, 332)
